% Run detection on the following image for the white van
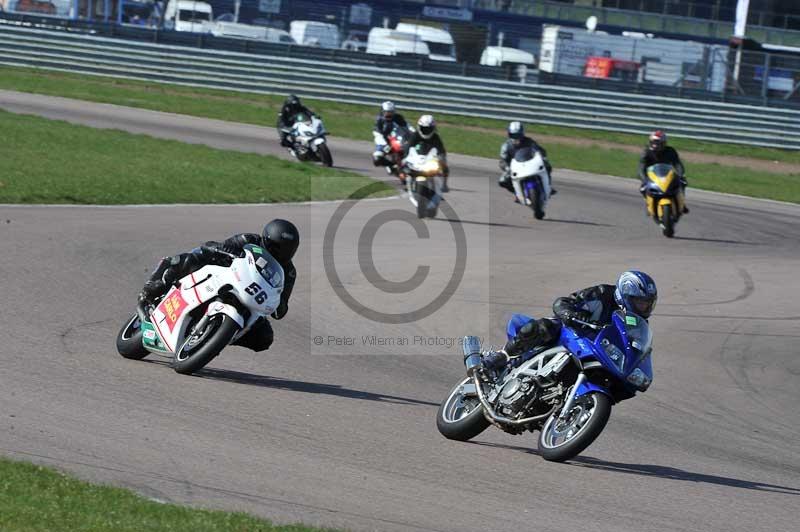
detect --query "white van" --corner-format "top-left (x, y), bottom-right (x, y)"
top-left (163, 0), bottom-right (213, 33)
top-left (289, 21), bottom-right (341, 49)
top-left (203, 21), bottom-right (295, 44)
top-left (394, 23), bottom-right (456, 62)
top-left (480, 46), bottom-right (535, 67)
top-left (366, 27), bottom-right (430, 57)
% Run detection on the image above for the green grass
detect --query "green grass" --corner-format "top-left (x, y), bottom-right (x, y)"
top-left (1, 66), bottom-right (798, 203)
top-left (0, 457), bottom-right (337, 532)
top-left (1, 66), bottom-right (798, 164)
top-left (0, 109), bottom-right (392, 204)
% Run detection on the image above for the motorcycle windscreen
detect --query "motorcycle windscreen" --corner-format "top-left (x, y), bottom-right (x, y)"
top-left (609, 310), bottom-right (653, 373)
top-left (646, 164), bottom-right (677, 193)
top-left (244, 244), bottom-right (284, 292)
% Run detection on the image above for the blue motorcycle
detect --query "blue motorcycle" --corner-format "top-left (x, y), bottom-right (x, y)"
top-left (436, 311), bottom-right (654, 462)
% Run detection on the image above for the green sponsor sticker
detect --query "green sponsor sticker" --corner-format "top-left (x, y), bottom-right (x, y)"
top-left (141, 321), bottom-right (169, 352)
top-left (251, 246), bottom-right (264, 254)
top-left (625, 315), bottom-right (638, 326)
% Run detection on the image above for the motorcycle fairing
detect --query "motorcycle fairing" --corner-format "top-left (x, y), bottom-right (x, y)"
top-left (146, 247), bottom-right (283, 354)
top-left (509, 149), bottom-right (550, 203)
top-left (646, 164), bottom-right (678, 194)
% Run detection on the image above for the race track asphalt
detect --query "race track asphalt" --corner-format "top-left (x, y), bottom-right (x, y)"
top-left (1, 90), bottom-right (798, 532)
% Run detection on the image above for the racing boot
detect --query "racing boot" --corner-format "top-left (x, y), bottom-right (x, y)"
top-left (677, 189), bottom-right (689, 215)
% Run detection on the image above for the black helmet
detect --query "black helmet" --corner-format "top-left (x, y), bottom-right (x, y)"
top-left (285, 94), bottom-right (301, 108)
top-left (262, 219), bottom-right (299, 263)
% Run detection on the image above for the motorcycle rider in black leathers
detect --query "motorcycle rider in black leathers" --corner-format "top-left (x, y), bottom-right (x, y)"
top-left (403, 114), bottom-right (450, 192)
top-left (373, 100), bottom-right (411, 169)
top-left (139, 219), bottom-right (299, 352)
top-left (277, 94), bottom-right (317, 148)
top-left (498, 121), bottom-right (555, 199)
top-left (482, 271), bottom-right (657, 371)
top-left (638, 129), bottom-right (689, 214)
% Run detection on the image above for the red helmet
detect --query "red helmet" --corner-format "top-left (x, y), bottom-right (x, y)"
top-left (649, 130), bottom-right (666, 152)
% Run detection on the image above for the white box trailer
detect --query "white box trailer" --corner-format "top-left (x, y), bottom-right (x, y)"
top-left (539, 25), bottom-right (727, 92)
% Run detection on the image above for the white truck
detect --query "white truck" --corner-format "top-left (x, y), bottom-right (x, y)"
top-left (289, 21), bottom-right (341, 49)
top-left (163, 0), bottom-right (212, 33)
top-left (538, 25), bottom-right (727, 91)
top-left (366, 27), bottom-right (430, 57)
top-left (394, 23), bottom-right (456, 62)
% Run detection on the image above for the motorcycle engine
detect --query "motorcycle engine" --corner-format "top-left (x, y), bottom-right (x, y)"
top-left (496, 377), bottom-right (536, 417)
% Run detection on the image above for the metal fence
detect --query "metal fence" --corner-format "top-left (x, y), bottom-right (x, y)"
top-left (1, 23), bottom-right (799, 149)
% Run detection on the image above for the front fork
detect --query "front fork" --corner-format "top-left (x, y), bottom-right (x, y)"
top-left (558, 372), bottom-right (587, 420)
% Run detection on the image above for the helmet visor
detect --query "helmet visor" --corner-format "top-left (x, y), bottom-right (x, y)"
top-left (630, 296), bottom-right (656, 317)
top-left (420, 125), bottom-right (434, 137)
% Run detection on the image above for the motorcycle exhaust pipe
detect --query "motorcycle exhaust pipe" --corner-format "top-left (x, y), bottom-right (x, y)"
top-left (462, 335), bottom-right (483, 376)
top-left (472, 373), bottom-right (556, 426)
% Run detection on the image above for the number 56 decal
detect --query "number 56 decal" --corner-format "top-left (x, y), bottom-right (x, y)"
top-left (245, 282), bottom-right (268, 304)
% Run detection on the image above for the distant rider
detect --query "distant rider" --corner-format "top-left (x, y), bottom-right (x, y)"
top-left (498, 121), bottom-right (555, 199)
top-left (403, 114), bottom-right (450, 192)
top-left (277, 95), bottom-right (317, 148)
top-left (482, 271), bottom-right (657, 371)
top-left (139, 219), bottom-right (300, 352)
top-left (638, 130), bottom-right (688, 214)
top-left (373, 101), bottom-right (410, 168)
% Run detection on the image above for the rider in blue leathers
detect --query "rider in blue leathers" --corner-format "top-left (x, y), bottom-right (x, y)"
top-left (483, 271), bottom-right (657, 371)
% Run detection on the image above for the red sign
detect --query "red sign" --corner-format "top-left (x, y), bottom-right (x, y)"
top-left (158, 290), bottom-right (188, 332)
top-left (584, 56), bottom-right (640, 79)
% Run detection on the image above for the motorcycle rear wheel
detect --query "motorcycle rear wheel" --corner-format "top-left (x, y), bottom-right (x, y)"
top-left (436, 377), bottom-right (490, 441)
top-left (173, 314), bottom-right (239, 375)
top-left (538, 391), bottom-right (611, 462)
top-left (116, 314), bottom-right (150, 360)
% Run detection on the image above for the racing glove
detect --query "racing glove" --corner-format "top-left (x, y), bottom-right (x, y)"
top-left (271, 301), bottom-right (288, 320)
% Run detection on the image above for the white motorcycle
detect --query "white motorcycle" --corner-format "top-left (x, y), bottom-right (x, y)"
top-left (404, 147), bottom-right (444, 219)
top-left (284, 114), bottom-right (333, 167)
top-left (509, 146), bottom-right (551, 220)
top-left (115, 245), bottom-right (284, 375)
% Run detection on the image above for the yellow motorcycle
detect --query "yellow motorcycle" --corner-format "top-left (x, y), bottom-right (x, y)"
top-left (642, 163), bottom-right (685, 238)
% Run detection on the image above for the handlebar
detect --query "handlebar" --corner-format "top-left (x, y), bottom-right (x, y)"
top-left (201, 245), bottom-right (238, 260)
top-left (568, 317), bottom-right (604, 331)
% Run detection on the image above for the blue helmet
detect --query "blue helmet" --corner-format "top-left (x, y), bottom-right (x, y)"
top-left (614, 270), bottom-right (657, 318)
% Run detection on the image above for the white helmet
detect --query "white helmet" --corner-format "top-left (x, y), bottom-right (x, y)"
top-left (417, 114), bottom-right (436, 139)
top-left (381, 101), bottom-right (396, 115)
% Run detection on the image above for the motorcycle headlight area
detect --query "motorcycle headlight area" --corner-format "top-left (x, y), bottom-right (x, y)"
top-left (601, 338), bottom-right (625, 372)
top-left (422, 161), bottom-right (440, 174)
top-left (626, 368), bottom-right (652, 391)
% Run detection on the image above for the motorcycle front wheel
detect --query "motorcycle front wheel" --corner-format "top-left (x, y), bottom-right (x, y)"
top-left (436, 377), bottom-right (490, 441)
top-left (532, 187), bottom-right (545, 220)
top-left (661, 204), bottom-right (675, 238)
top-left (116, 314), bottom-right (150, 360)
top-left (538, 391), bottom-right (611, 462)
top-left (173, 314), bottom-right (239, 375)
top-left (317, 143), bottom-right (333, 167)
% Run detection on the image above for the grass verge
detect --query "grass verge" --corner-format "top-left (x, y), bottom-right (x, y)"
top-left (1, 66), bottom-right (798, 203)
top-left (0, 109), bottom-right (392, 204)
top-left (0, 457), bottom-right (338, 532)
top-left (2, 65), bottom-right (798, 164)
